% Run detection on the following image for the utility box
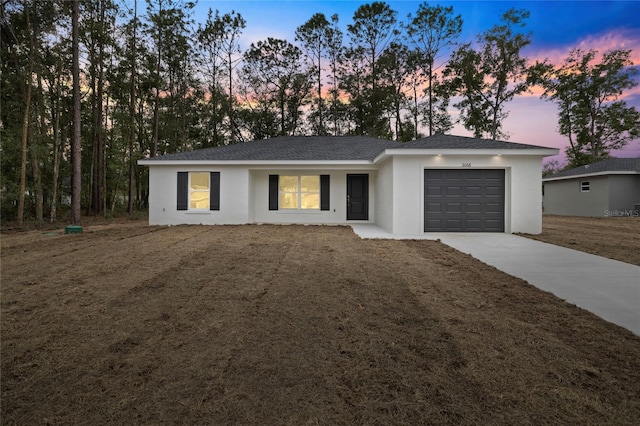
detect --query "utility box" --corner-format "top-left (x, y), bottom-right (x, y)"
top-left (64, 225), bottom-right (83, 234)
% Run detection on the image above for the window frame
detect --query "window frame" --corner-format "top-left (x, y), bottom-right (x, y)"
top-left (580, 180), bottom-right (590, 192)
top-left (269, 174), bottom-right (329, 211)
top-left (189, 172), bottom-right (211, 210)
top-left (177, 171), bottom-right (220, 211)
top-left (279, 175), bottom-right (321, 210)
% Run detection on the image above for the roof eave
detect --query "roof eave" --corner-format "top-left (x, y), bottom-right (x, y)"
top-left (137, 159), bottom-right (375, 166)
top-left (543, 170), bottom-right (640, 181)
top-left (374, 148), bottom-right (558, 163)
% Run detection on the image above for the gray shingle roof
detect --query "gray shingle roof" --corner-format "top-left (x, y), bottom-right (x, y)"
top-left (141, 134), bottom-right (554, 163)
top-left (545, 157), bottom-right (640, 179)
top-left (143, 136), bottom-right (400, 161)
top-left (399, 134), bottom-right (553, 150)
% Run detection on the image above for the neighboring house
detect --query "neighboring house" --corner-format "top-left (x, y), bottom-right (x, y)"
top-left (542, 157), bottom-right (640, 217)
top-left (138, 134), bottom-right (557, 235)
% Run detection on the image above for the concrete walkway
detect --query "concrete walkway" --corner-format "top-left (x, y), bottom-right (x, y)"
top-left (351, 225), bottom-right (640, 336)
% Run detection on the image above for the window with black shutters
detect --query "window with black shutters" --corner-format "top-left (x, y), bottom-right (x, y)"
top-left (269, 174), bottom-right (330, 211)
top-left (177, 172), bottom-right (220, 211)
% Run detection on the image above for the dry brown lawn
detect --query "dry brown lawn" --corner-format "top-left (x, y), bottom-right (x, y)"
top-left (523, 215), bottom-right (640, 265)
top-left (2, 222), bottom-right (640, 425)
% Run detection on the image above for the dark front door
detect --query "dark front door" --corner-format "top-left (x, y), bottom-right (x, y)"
top-left (347, 174), bottom-right (369, 220)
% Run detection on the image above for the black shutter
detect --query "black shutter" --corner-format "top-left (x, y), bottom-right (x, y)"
top-left (320, 175), bottom-right (330, 211)
top-left (269, 175), bottom-right (279, 210)
top-left (210, 172), bottom-right (220, 211)
top-left (177, 172), bottom-right (188, 210)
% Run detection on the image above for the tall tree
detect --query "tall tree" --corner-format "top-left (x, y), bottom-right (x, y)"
top-left (45, 40), bottom-right (72, 223)
top-left (444, 8), bottom-right (531, 140)
top-left (241, 38), bottom-right (312, 137)
top-left (405, 2), bottom-right (462, 136)
top-left (146, 0), bottom-right (164, 157)
top-left (218, 10), bottom-right (245, 143)
top-left (104, 0), bottom-right (146, 214)
top-left (296, 13), bottom-right (331, 135)
top-left (17, 0), bottom-right (33, 226)
top-left (443, 45), bottom-right (488, 137)
top-left (144, 0), bottom-right (196, 155)
top-left (378, 42), bottom-right (412, 140)
top-left (531, 49), bottom-right (640, 167)
top-left (2, 0), bottom-right (67, 224)
top-left (195, 9), bottom-right (246, 145)
top-left (196, 9), bottom-right (227, 147)
top-left (343, 1), bottom-right (398, 137)
top-left (126, 0), bottom-right (139, 214)
top-left (0, 2), bottom-right (23, 222)
top-left (82, 0), bottom-right (117, 215)
top-left (71, 0), bottom-right (82, 225)
top-left (404, 50), bottom-right (426, 139)
top-left (4, 0), bottom-right (53, 224)
top-left (326, 13), bottom-right (344, 136)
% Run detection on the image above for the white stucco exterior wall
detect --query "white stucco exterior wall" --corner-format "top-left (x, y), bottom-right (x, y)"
top-left (144, 151), bottom-right (549, 234)
top-left (387, 154), bottom-right (544, 235)
top-left (508, 157), bottom-right (543, 233)
top-left (251, 168), bottom-right (377, 225)
top-left (374, 159), bottom-right (394, 233)
top-left (147, 165), bottom-right (250, 225)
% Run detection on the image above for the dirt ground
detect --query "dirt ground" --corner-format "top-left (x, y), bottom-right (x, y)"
top-left (524, 215), bottom-right (640, 265)
top-left (2, 223), bottom-right (640, 425)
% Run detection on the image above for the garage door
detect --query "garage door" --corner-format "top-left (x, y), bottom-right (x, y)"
top-left (424, 169), bottom-right (505, 232)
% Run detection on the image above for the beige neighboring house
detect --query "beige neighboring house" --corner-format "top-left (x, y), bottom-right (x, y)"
top-left (543, 157), bottom-right (640, 217)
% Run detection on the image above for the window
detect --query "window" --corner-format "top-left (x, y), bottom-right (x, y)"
top-left (177, 172), bottom-right (220, 211)
top-left (269, 174), bottom-right (329, 211)
top-left (580, 181), bottom-right (590, 192)
top-left (190, 172), bottom-right (210, 209)
top-left (279, 176), bottom-right (320, 210)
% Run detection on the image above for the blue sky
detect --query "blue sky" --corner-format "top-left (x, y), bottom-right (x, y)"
top-left (190, 0), bottom-right (640, 163)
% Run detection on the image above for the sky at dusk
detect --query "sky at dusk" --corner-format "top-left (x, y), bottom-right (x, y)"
top-left (189, 0), bottom-right (640, 164)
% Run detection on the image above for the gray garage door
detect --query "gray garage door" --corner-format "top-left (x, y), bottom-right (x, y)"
top-left (424, 169), bottom-right (505, 232)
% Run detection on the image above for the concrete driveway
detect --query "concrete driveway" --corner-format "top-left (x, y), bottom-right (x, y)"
top-left (352, 225), bottom-right (640, 336)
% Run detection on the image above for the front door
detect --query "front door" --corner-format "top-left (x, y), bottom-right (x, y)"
top-left (347, 174), bottom-right (369, 220)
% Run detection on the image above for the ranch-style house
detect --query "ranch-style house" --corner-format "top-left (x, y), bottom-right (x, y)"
top-left (138, 134), bottom-right (558, 236)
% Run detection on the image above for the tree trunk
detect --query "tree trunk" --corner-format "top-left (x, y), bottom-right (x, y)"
top-left (18, 68), bottom-right (31, 227)
top-left (91, 0), bottom-right (105, 215)
top-left (227, 50), bottom-right (235, 143)
top-left (317, 44), bottom-right (323, 134)
top-left (128, 0), bottom-right (137, 214)
top-left (71, 0), bottom-right (82, 225)
top-left (33, 52), bottom-right (50, 224)
top-left (428, 61), bottom-right (433, 136)
top-left (32, 69), bottom-right (44, 224)
top-left (152, 1), bottom-right (163, 157)
top-left (17, 1), bottom-right (33, 226)
top-left (395, 90), bottom-right (402, 140)
top-left (211, 87), bottom-right (218, 146)
top-left (491, 79), bottom-right (507, 140)
top-left (413, 81), bottom-right (419, 140)
top-left (103, 69), bottom-right (110, 214)
top-left (111, 147), bottom-right (127, 216)
top-left (49, 59), bottom-right (62, 223)
top-left (136, 100), bottom-right (145, 207)
top-left (30, 136), bottom-right (43, 224)
top-left (280, 93), bottom-right (286, 136)
top-left (152, 88), bottom-right (160, 156)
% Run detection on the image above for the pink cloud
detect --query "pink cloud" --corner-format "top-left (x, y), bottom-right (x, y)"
top-left (525, 28), bottom-right (640, 103)
top-left (527, 28), bottom-right (640, 66)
